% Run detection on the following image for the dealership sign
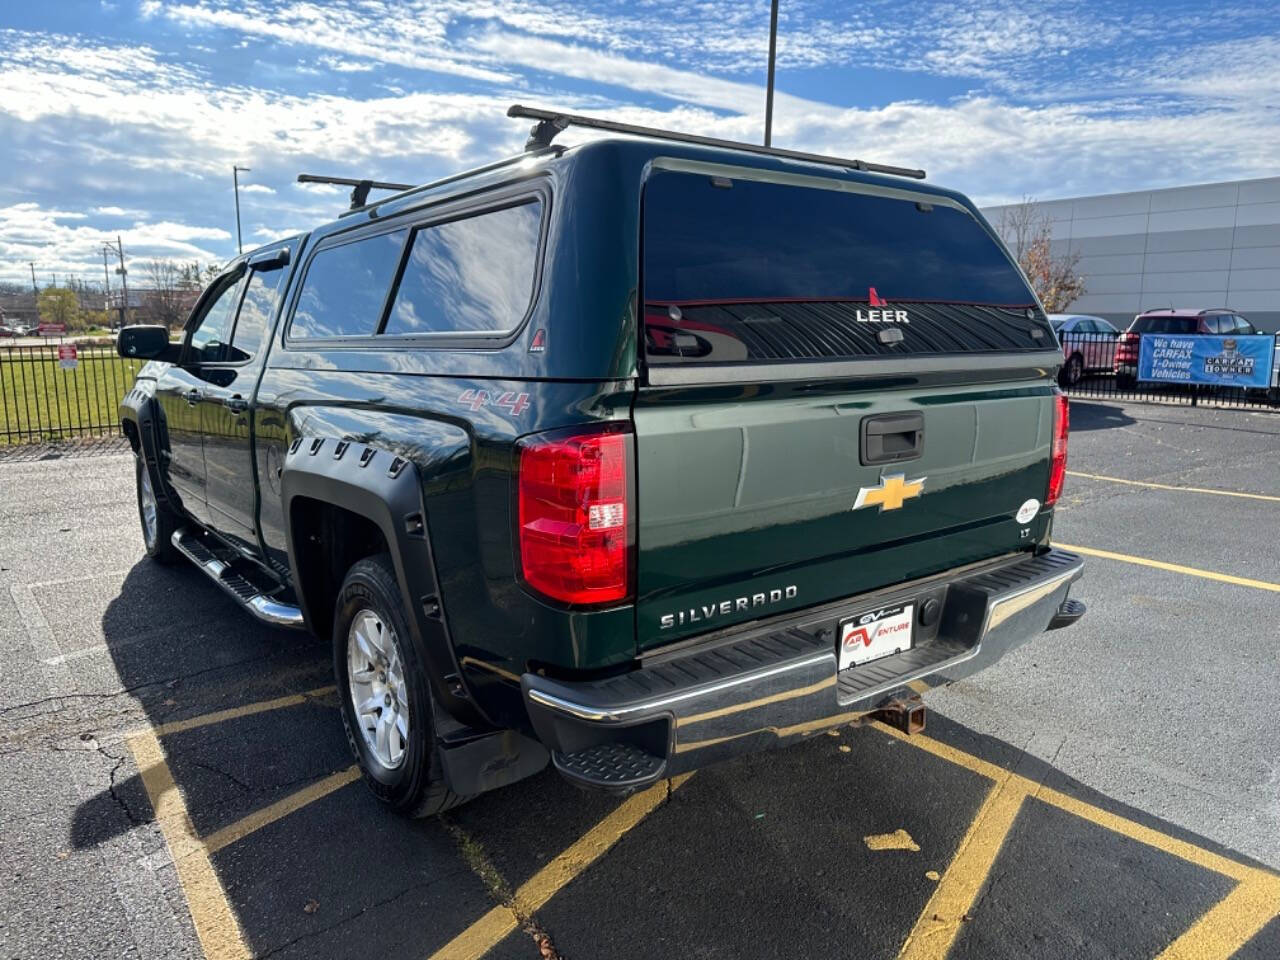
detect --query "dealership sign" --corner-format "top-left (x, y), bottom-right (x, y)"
top-left (57, 344), bottom-right (78, 370)
top-left (1138, 334), bottom-right (1276, 389)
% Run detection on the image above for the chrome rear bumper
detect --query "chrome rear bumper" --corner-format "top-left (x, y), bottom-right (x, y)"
top-left (523, 548), bottom-right (1084, 790)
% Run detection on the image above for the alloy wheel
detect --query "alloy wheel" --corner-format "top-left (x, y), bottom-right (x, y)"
top-left (346, 608), bottom-right (410, 771)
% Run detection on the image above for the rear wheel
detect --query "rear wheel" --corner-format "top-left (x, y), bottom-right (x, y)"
top-left (334, 554), bottom-right (464, 818)
top-left (135, 455), bottom-right (179, 563)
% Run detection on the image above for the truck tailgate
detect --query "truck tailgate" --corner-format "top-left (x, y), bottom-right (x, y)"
top-left (633, 381), bottom-right (1055, 647)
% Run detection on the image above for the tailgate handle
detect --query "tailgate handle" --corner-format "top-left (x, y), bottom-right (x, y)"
top-left (860, 412), bottom-right (924, 465)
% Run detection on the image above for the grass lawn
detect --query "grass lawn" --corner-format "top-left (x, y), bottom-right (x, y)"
top-left (0, 344), bottom-right (144, 444)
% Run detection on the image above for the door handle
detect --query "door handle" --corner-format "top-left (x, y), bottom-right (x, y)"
top-left (184, 388), bottom-right (201, 407)
top-left (224, 395), bottom-right (248, 414)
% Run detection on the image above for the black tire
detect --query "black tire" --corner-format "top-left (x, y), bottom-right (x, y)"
top-left (1060, 353), bottom-right (1084, 387)
top-left (135, 455), bottom-right (180, 563)
top-left (1116, 373), bottom-right (1136, 391)
top-left (333, 554), bottom-right (465, 818)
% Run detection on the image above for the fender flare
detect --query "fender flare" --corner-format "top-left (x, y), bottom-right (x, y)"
top-left (120, 383), bottom-right (182, 513)
top-left (280, 437), bottom-right (490, 730)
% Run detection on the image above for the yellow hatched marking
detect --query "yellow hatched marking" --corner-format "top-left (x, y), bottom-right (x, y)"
top-left (150, 686), bottom-right (336, 737)
top-left (897, 772), bottom-right (1025, 959)
top-left (203, 765), bottom-right (361, 855)
top-left (128, 729), bottom-right (251, 960)
top-left (1057, 544), bottom-right (1280, 594)
top-left (880, 723), bottom-right (1280, 959)
top-left (1155, 876), bottom-right (1280, 960)
top-left (1067, 471), bottom-right (1280, 504)
top-left (428, 774), bottom-right (693, 960)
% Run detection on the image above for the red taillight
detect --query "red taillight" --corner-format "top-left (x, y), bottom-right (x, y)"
top-left (1114, 332), bottom-right (1138, 366)
top-left (517, 427), bottom-right (633, 606)
top-left (1046, 393), bottom-right (1069, 506)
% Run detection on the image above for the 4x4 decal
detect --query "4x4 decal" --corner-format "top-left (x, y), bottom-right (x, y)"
top-left (458, 389), bottom-right (531, 416)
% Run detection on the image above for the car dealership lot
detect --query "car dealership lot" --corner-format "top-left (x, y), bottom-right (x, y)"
top-left (2, 399), bottom-right (1278, 960)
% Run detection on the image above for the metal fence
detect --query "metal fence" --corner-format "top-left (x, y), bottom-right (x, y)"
top-left (1, 341), bottom-right (144, 445)
top-left (1057, 332), bottom-right (1279, 409)
top-left (2, 332), bottom-right (1277, 446)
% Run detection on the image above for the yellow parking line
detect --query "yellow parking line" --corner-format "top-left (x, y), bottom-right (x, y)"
top-left (128, 729), bottom-right (251, 960)
top-left (429, 774), bottom-right (693, 960)
top-left (1067, 471), bottom-right (1280, 503)
top-left (879, 723), bottom-right (1280, 959)
top-left (202, 765), bottom-right (362, 855)
top-left (897, 774), bottom-right (1025, 959)
top-left (150, 686), bottom-right (336, 737)
top-left (877, 724), bottom-right (1269, 883)
top-left (1056, 544), bottom-right (1280, 594)
top-left (1155, 875), bottom-right (1280, 960)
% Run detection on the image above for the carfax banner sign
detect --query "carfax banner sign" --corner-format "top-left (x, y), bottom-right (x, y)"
top-left (1138, 334), bottom-right (1276, 388)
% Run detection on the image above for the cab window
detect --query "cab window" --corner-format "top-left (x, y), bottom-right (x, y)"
top-left (188, 278), bottom-right (242, 363)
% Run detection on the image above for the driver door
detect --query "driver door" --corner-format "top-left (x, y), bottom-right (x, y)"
top-left (153, 271), bottom-right (245, 526)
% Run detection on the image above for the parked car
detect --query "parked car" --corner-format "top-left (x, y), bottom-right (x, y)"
top-left (0, 324), bottom-right (15, 338)
top-left (1049, 314), bottom-right (1120, 386)
top-left (1114, 309), bottom-right (1258, 388)
top-left (11, 324), bottom-right (28, 336)
top-left (115, 107), bottom-right (1085, 816)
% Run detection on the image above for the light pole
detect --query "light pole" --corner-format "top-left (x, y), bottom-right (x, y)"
top-left (28, 261), bottom-right (38, 297)
top-left (764, 0), bottom-right (779, 146)
top-left (233, 165), bottom-right (251, 254)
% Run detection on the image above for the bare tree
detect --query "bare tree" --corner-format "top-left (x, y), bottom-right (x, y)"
top-left (142, 259), bottom-right (189, 330)
top-left (998, 197), bottom-right (1087, 313)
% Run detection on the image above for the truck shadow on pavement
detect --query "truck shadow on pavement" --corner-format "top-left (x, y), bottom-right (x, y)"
top-left (65, 557), bottom-right (1280, 960)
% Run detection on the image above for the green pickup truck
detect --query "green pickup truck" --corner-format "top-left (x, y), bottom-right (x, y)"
top-left (118, 107), bottom-right (1084, 816)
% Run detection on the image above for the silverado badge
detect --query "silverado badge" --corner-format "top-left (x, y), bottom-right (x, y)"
top-left (853, 473), bottom-right (926, 512)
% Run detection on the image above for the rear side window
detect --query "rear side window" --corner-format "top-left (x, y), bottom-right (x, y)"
top-left (642, 171), bottom-right (1049, 364)
top-left (384, 200), bottom-right (542, 336)
top-left (290, 230), bottom-right (407, 339)
top-left (1132, 315), bottom-right (1197, 334)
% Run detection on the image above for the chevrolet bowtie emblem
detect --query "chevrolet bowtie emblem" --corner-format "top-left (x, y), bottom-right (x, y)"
top-left (853, 473), bottom-right (926, 512)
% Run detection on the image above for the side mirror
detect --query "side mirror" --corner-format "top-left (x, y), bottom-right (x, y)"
top-left (117, 325), bottom-right (177, 361)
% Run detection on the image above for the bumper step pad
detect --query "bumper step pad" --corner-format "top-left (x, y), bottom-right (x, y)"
top-left (552, 742), bottom-right (667, 792)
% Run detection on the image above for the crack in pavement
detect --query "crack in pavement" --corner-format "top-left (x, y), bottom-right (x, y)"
top-left (252, 867), bottom-right (473, 960)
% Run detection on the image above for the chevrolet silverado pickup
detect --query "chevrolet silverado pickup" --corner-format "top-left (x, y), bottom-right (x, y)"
top-left (117, 107), bottom-right (1085, 816)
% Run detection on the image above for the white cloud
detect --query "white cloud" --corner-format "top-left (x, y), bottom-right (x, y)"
top-left (2, 1), bottom-right (1279, 285)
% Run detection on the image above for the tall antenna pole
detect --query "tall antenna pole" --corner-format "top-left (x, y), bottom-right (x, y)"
top-left (233, 165), bottom-right (251, 254)
top-left (764, 0), bottom-right (779, 146)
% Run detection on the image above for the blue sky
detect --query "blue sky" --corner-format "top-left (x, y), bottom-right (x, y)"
top-left (1, 0), bottom-right (1278, 286)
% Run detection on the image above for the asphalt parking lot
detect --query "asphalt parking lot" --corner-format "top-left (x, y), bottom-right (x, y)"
top-left (2, 398), bottom-right (1279, 960)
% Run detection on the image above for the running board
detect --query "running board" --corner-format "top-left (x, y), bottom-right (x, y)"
top-left (170, 530), bottom-right (306, 629)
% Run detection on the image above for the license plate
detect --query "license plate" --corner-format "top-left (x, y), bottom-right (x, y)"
top-left (838, 603), bottom-right (914, 671)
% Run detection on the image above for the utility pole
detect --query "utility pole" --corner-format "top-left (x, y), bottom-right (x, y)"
top-left (115, 236), bottom-right (129, 326)
top-left (233, 165), bottom-right (251, 254)
top-left (764, 0), bottom-right (779, 146)
top-left (28, 261), bottom-right (38, 297)
top-left (101, 245), bottom-right (114, 321)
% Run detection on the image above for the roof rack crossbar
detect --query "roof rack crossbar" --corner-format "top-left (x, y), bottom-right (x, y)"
top-left (507, 104), bottom-right (926, 181)
top-left (297, 173), bottom-right (416, 210)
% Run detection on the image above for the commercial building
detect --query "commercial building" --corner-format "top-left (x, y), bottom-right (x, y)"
top-left (983, 176), bottom-right (1280, 333)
